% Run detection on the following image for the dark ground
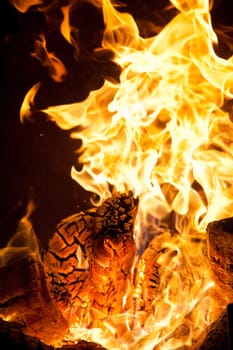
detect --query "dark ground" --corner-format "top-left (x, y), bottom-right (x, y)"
top-left (0, 0), bottom-right (232, 248)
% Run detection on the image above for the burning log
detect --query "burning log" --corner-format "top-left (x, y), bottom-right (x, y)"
top-left (43, 208), bottom-right (96, 324)
top-left (0, 192), bottom-right (137, 346)
top-left (0, 255), bottom-right (68, 346)
top-left (0, 317), bottom-right (51, 350)
top-left (134, 229), bottom-right (167, 312)
top-left (0, 318), bottom-right (107, 350)
top-left (44, 191), bottom-right (138, 326)
top-left (90, 192), bottom-right (138, 315)
top-left (2, 196), bottom-right (232, 349)
top-left (200, 216), bottom-right (233, 349)
top-left (0, 192), bottom-right (138, 347)
top-left (0, 213), bottom-right (69, 346)
top-left (62, 342), bottom-right (107, 350)
top-left (206, 217), bottom-right (233, 302)
top-left (194, 309), bottom-right (228, 350)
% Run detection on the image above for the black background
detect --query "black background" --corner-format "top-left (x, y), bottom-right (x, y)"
top-left (0, 0), bottom-right (232, 248)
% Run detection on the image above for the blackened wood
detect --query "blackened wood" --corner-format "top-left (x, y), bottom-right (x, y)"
top-left (0, 318), bottom-right (51, 350)
top-left (0, 318), bottom-right (107, 350)
top-left (43, 209), bottom-right (96, 322)
top-left (206, 217), bottom-right (233, 301)
top-left (227, 303), bottom-right (233, 350)
top-left (62, 341), bottom-right (107, 349)
top-left (90, 192), bottom-right (138, 314)
top-left (44, 192), bottom-right (138, 322)
top-left (134, 230), bottom-right (166, 312)
top-left (194, 309), bottom-right (227, 350)
top-left (0, 255), bottom-right (68, 346)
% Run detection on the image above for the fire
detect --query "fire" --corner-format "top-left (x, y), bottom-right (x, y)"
top-left (7, 0), bottom-right (233, 349)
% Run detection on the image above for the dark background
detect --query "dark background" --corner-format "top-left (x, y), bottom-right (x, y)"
top-left (0, 0), bottom-right (232, 248)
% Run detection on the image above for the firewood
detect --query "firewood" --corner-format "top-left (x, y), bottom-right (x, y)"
top-left (134, 227), bottom-right (184, 315)
top-left (62, 341), bottom-right (107, 349)
top-left (206, 217), bottom-right (233, 301)
top-left (3, 195), bottom-right (231, 349)
top-left (0, 318), bottom-right (107, 350)
top-left (0, 192), bottom-right (138, 347)
top-left (90, 192), bottom-right (138, 315)
top-left (0, 255), bottom-right (68, 346)
top-left (0, 317), bottom-right (51, 350)
top-left (44, 192), bottom-right (138, 325)
top-left (43, 209), bottom-right (96, 323)
top-left (193, 309), bottom-right (228, 350)
top-left (134, 230), bottom-right (167, 312)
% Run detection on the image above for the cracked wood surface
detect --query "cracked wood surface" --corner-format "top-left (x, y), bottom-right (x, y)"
top-left (0, 255), bottom-right (68, 345)
top-left (44, 192), bottom-right (138, 325)
top-left (0, 194), bottom-right (232, 349)
top-left (206, 217), bottom-right (233, 302)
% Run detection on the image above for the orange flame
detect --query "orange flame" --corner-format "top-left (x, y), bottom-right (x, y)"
top-left (0, 201), bottom-right (38, 268)
top-left (20, 0), bottom-right (233, 348)
top-left (8, 0), bottom-right (44, 13)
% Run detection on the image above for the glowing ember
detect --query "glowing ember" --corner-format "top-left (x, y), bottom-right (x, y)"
top-left (4, 0), bottom-right (233, 349)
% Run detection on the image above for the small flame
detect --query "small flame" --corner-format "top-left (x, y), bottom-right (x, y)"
top-left (0, 201), bottom-right (38, 267)
top-left (18, 0), bottom-right (233, 348)
top-left (8, 0), bottom-right (44, 13)
top-left (20, 82), bottom-right (41, 122)
top-left (32, 34), bottom-right (67, 82)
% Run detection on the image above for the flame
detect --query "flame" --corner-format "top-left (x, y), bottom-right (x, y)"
top-left (0, 201), bottom-right (38, 268)
top-left (32, 34), bottom-right (67, 82)
top-left (19, 0), bottom-right (233, 348)
top-left (8, 0), bottom-right (44, 13)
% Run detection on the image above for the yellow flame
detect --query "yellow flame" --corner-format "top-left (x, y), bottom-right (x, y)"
top-left (20, 0), bottom-right (233, 348)
top-left (20, 82), bottom-right (41, 122)
top-left (41, 0), bottom-right (233, 229)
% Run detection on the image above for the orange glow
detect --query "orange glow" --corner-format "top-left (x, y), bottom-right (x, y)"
top-left (32, 34), bottom-right (67, 82)
top-left (8, 0), bottom-right (43, 13)
top-left (19, 0), bottom-right (233, 348)
top-left (0, 201), bottom-right (37, 267)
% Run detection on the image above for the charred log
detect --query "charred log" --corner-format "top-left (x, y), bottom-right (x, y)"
top-left (62, 342), bottom-right (107, 350)
top-left (43, 208), bottom-right (96, 323)
top-left (194, 309), bottom-right (228, 350)
top-left (0, 318), bottom-right (107, 350)
top-left (134, 230), bottom-right (167, 312)
top-left (0, 317), bottom-right (51, 350)
top-left (1, 195), bottom-right (232, 349)
top-left (0, 255), bottom-right (68, 346)
top-left (227, 303), bottom-right (233, 350)
top-left (206, 217), bottom-right (233, 301)
top-left (90, 192), bottom-right (138, 314)
top-left (0, 192), bottom-right (138, 346)
top-left (44, 191), bottom-right (138, 325)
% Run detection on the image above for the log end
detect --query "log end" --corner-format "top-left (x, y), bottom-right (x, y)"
top-left (206, 217), bottom-right (233, 300)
